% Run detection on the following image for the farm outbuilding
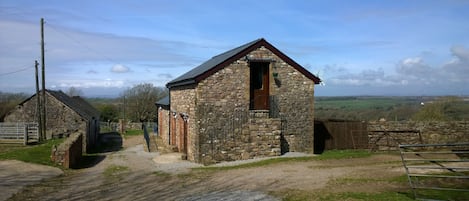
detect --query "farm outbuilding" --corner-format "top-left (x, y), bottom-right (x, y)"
top-left (3, 90), bottom-right (100, 153)
top-left (156, 38), bottom-right (321, 164)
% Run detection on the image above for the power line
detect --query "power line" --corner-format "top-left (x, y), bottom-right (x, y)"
top-left (45, 22), bottom-right (121, 65)
top-left (0, 65), bottom-right (34, 76)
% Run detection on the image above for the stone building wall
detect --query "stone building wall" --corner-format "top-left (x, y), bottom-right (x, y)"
top-left (170, 85), bottom-right (198, 161)
top-left (194, 46), bottom-right (315, 164)
top-left (4, 93), bottom-right (89, 152)
top-left (158, 107), bottom-right (170, 145)
top-left (247, 46), bottom-right (316, 153)
top-left (368, 121), bottom-right (469, 150)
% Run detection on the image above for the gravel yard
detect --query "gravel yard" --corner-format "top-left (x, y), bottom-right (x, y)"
top-left (3, 133), bottom-right (408, 201)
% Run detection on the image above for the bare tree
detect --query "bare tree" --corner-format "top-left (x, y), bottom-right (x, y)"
top-left (121, 83), bottom-right (167, 122)
top-left (0, 91), bottom-right (29, 120)
top-left (65, 87), bottom-right (84, 97)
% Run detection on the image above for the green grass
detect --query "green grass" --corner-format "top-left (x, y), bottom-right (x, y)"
top-left (123, 129), bottom-right (143, 136)
top-left (314, 149), bottom-right (372, 160)
top-left (103, 165), bottom-right (129, 178)
top-left (412, 189), bottom-right (469, 201)
top-left (0, 138), bottom-right (64, 167)
top-left (194, 150), bottom-right (372, 171)
top-left (153, 170), bottom-right (171, 178)
top-left (278, 190), bottom-right (413, 201)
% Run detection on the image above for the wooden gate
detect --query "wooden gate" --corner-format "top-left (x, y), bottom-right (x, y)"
top-left (0, 122), bottom-right (39, 144)
top-left (314, 119), bottom-right (368, 153)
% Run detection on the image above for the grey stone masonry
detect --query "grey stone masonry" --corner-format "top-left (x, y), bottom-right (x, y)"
top-left (160, 42), bottom-right (317, 164)
top-left (368, 121), bottom-right (469, 151)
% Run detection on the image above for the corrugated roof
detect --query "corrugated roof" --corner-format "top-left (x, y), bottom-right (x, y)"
top-left (166, 38), bottom-right (320, 88)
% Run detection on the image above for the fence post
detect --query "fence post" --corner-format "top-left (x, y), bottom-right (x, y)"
top-left (24, 125), bottom-right (28, 145)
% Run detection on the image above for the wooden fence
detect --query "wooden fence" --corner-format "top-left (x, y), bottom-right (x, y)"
top-left (0, 122), bottom-right (39, 144)
top-left (314, 119), bottom-right (368, 153)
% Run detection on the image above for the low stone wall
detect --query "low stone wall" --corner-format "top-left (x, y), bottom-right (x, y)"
top-left (200, 117), bottom-right (282, 165)
top-left (368, 121), bottom-right (469, 151)
top-left (51, 132), bottom-right (83, 168)
top-left (101, 122), bottom-right (145, 132)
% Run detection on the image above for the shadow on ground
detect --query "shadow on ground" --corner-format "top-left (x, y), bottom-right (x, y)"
top-left (73, 132), bottom-right (123, 169)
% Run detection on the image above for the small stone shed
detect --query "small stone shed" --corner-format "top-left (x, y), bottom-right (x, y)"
top-left (4, 89), bottom-right (99, 153)
top-left (156, 38), bottom-right (321, 164)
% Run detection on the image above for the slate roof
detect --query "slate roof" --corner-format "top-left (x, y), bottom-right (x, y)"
top-left (47, 90), bottom-right (99, 120)
top-left (166, 38), bottom-right (321, 88)
top-left (17, 90), bottom-right (99, 121)
top-left (155, 96), bottom-right (169, 106)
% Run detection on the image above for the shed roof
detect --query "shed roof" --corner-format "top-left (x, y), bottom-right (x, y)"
top-left (155, 96), bottom-right (169, 106)
top-left (16, 90), bottom-right (99, 121)
top-left (47, 90), bottom-right (99, 120)
top-left (166, 38), bottom-right (321, 88)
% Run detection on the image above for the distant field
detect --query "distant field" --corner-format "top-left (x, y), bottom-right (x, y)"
top-left (314, 96), bottom-right (469, 121)
top-left (316, 96), bottom-right (421, 110)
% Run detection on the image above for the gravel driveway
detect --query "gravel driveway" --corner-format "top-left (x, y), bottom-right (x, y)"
top-left (4, 134), bottom-right (406, 201)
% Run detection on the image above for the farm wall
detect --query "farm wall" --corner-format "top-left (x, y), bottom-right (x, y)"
top-left (368, 121), bottom-right (469, 150)
top-left (51, 132), bottom-right (83, 168)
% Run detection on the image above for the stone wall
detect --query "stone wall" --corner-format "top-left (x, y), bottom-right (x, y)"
top-left (368, 121), bottom-right (469, 151)
top-left (4, 92), bottom-right (89, 152)
top-left (248, 46), bottom-right (316, 153)
top-left (51, 132), bottom-right (83, 169)
top-left (194, 45), bottom-right (315, 163)
top-left (162, 45), bottom-right (317, 164)
top-left (158, 107), bottom-right (170, 145)
top-left (197, 106), bottom-right (282, 164)
top-left (170, 85), bottom-right (197, 161)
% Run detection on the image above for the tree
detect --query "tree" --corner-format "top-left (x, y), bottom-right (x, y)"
top-left (412, 96), bottom-right (463, 121)
top-left (97, 104), bottom-right (119, 122)
top-left (65, 87), bottom-right (84, 97)
top-left (121, 83), bottom-right (168, 122)
top-left (0, 92), bottom-right (29, 120)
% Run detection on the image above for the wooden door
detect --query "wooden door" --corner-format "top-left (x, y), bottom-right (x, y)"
top-left (250, 62), bottom-right (270, 110)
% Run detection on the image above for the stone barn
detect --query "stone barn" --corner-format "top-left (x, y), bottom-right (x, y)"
top-left (4, 90), bottom-right (100, 153)
top-left (156, 38), bottom-right (321, 164)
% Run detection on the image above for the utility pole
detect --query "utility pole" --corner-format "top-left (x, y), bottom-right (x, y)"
top-left (35, 60), bottom-right (43, 141)
top-left (40, 18), bottom-right (47, 140)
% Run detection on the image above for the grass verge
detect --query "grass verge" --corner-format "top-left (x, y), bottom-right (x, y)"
top-left (123, 129), bottom-right (144, 137)
top-left (103, 165), bottom-right (129, 179)
top-left (0, 138), bottom-right (64, 167)
top-left (279, 190), bottom-right (413, 201)
top-left (193, 149), bottom-right (372, 171)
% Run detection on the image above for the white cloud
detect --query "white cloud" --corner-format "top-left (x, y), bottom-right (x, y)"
top-left (111, 64), bottom-right (130, 73)
top-left (57, 79), bottom-right (125, 88)
top-left (319, 45), bottom-right (469, 95)
top-left (402, 57), bottom-right (423, 65)
top-left (157, 73), bottom-right (173, 79)
top-left (396, 57), bottom-right (433, 76)
top-left (451, 45), bottom-right (469, 62)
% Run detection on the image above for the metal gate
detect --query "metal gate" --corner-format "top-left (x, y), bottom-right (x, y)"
top-left (399, 143), bottom-right (469, 200)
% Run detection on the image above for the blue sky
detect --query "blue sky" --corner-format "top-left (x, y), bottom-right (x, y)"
top-left (1, 0), bottom-right (468, 97)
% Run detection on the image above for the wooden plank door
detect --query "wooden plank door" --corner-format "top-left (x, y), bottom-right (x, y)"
top-left (250, 62), bottom-right (270, 110)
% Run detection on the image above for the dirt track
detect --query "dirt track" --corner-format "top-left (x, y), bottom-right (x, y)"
top-left (4, 134), bottom-right (407, 201)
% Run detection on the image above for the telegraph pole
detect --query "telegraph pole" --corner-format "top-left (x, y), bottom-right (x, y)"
top-left (40, 18), bottom-right (47, 140)
top-left (35, 60), bottom-right (43, 141)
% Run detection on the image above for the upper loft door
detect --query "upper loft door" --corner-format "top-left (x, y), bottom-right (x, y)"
top-left (250, 62), bottom-right (270, 110)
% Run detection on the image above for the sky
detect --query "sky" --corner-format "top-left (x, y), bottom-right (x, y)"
top-left (1, 0), bottom-right (469, 97)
